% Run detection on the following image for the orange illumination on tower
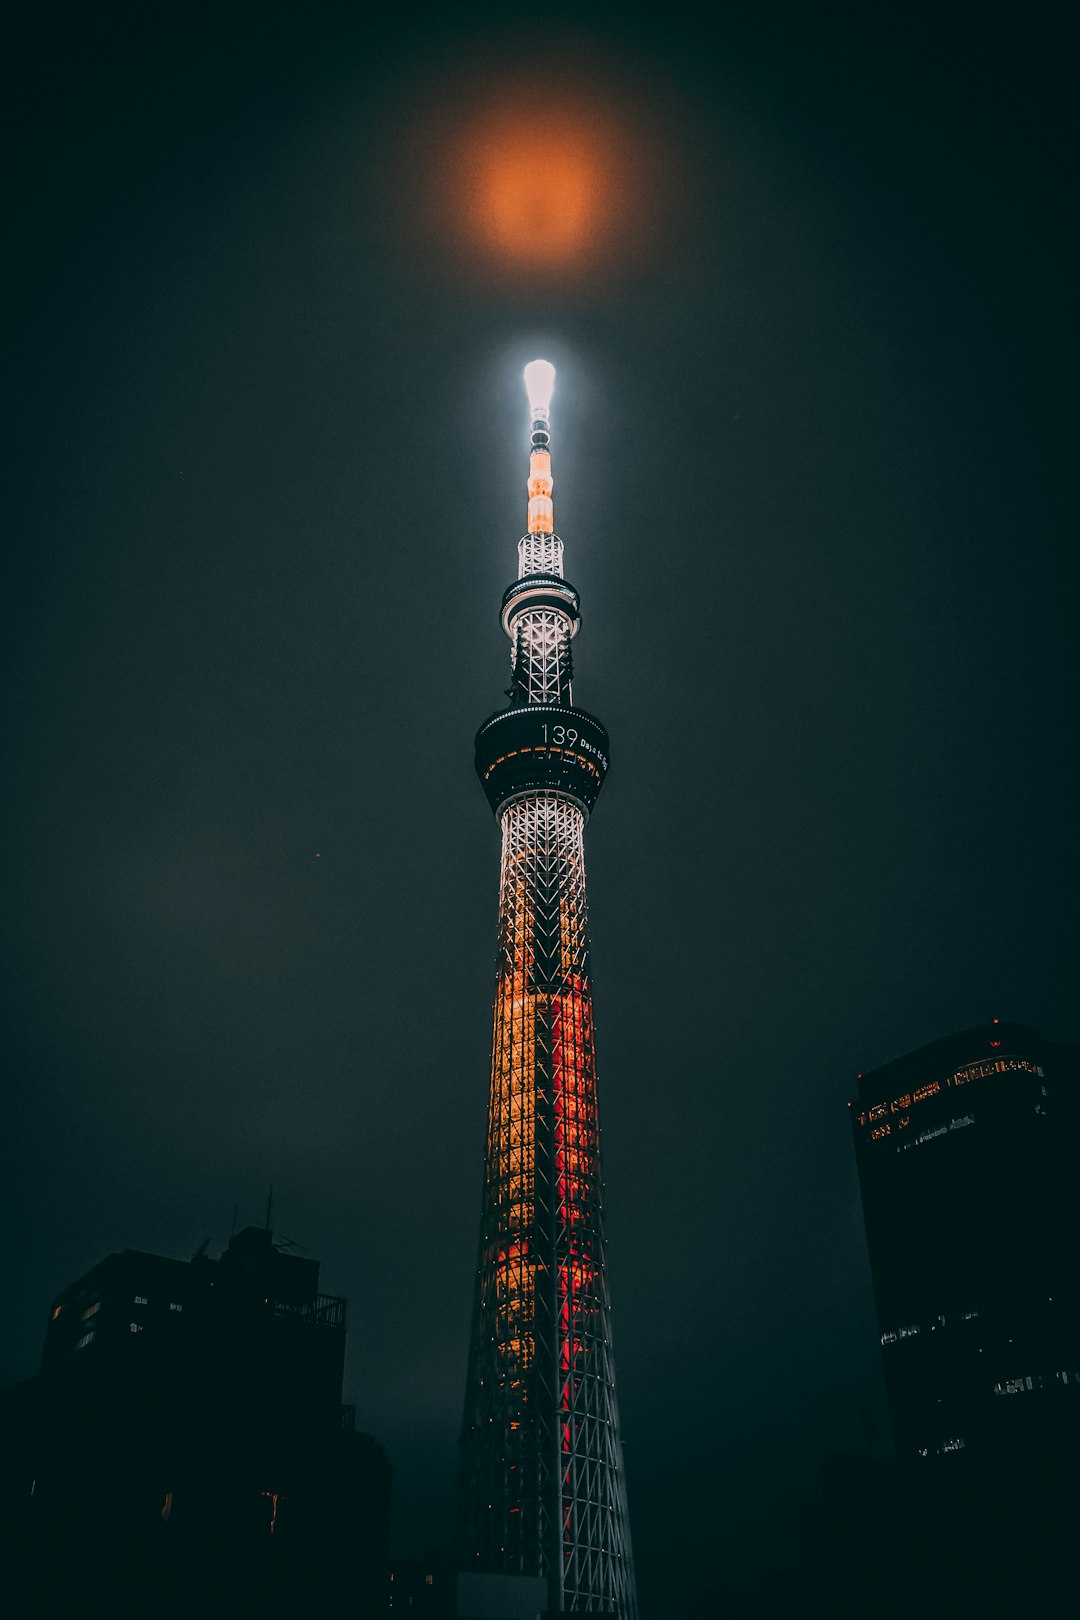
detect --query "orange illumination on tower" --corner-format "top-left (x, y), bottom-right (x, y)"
top-left (528, 449), bottom-right (554, 535)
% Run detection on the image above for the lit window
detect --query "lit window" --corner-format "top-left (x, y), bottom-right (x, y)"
top-left (76, 1331), bottom-right (95, 1349)
top-left (169, 1303), bottom-right (183, 1312)
top-left (129, 1322), bottom-right (144, 1333)
top-left (51, 1306), bottom-right (62, 1321)
top-left (81, 1301), bottom-right (100, 1321)
top-left (134, 1295), bottom-right (148, 1305)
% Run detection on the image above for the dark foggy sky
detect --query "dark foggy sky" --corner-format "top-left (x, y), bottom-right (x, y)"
top-left (4, 3), bottom-right (1076, 1609)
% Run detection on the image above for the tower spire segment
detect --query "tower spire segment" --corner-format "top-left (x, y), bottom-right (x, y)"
top-left (459, 363), bottom-right (638, 1617)
top-left (524, 357), bottom-right (556, 541)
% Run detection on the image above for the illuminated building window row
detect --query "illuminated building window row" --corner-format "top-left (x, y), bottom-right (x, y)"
top-left (880, 1324), bottom-right (921, 1344)
top-left (881, 1308), bottom-right (980, 1344)
top-left (993, 1370), bottom-right (1078, 1394)
top-left (857, 1056), bottom-right (1043, 1130)
top-left (871, 1111), bottom-right (979, 1150)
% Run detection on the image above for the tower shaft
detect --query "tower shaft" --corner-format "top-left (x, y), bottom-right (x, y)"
top-left (459, 365), bottom-right (636, 1616)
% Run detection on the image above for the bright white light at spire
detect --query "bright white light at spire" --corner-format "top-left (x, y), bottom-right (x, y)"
top-left (524, 359), bottom-right (556, 414)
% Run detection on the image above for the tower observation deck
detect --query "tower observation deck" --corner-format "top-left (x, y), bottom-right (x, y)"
top-left (457, 362), bottom-right (637, 1616)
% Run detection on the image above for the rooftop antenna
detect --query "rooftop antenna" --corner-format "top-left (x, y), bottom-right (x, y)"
top-left (264, 1184), bottom-right (274, 1232)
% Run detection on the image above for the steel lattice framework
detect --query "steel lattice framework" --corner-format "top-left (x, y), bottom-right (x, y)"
top-left (459, 364), bottom-right (637, 1616)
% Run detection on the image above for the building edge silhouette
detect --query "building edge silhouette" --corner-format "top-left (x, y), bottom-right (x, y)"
top-left (0, 1225), bottom-right (390, 1619)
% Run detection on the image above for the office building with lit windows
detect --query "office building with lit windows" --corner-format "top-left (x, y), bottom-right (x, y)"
top-left (456, 364), bottom-right (636, 1619)
top-left (0, 1226), bottom-right (390, 1619)
top-left (850, 1021), bottom-right (1080, 1603)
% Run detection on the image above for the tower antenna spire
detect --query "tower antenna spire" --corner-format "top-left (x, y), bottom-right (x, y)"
top-left (524, 357), bottom-right (556, 536)
top-left (516, 359), bottom-right (568, 585)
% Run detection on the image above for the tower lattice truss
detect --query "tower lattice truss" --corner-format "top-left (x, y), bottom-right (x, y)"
top-left (460, 364), bottom-right (637, 1616)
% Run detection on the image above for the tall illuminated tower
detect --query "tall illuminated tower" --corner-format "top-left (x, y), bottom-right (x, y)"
top-left (458, 362), bottom-right (637, 1616)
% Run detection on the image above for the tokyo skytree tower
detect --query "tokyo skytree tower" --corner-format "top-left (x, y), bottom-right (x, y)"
top-left (458, 361), bottom-right (637, 1616)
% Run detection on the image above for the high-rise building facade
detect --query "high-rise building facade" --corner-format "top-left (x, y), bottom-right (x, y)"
top-left (850, 1021), bottom-right (1080, 1607)
top-left (850, 1020), bottom-right (1079, 1472)
top-left (457, 363), bottom-right (636, 1617)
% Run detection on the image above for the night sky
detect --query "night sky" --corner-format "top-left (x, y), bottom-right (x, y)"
top-left (5, 3), bottom-right (1076, 1610)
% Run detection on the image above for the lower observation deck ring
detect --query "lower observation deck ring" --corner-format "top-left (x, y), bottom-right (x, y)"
top-left (500, 574), bottom-right (581, 639)
top-left (475, 704), bottom-right (610, 818)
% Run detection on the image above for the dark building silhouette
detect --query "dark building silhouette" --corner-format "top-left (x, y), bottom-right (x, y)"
top-left (851, 1020), bottom-right (1080, 1614)
top-left (389, 1551), bottom-right (456, 1616)
top-left (707, 1447), bottom-right (902, 1620)
top-left (0, 1226), bottom-right (390, 1619)
top-left (794, 1448), bottom-right (901, 1619)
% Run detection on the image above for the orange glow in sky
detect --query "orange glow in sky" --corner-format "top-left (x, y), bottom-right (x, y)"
top-left (457, 106), bottom-right (623, 269)
top-left (398, 67), bottom-right (671, 283)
